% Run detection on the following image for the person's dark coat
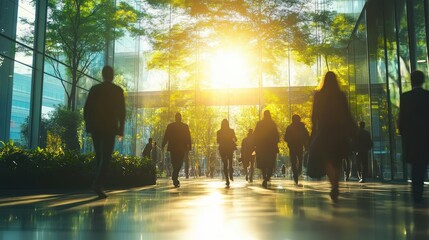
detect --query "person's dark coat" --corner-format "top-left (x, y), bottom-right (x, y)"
top-left (399, 87), bottom-right (429, 164)
top-left (162, 122), bottom-right (191, 153)
top-left (142, 143), bottom-right (152, 158)
top-left (253, 117), bottom-right (279, 169)
top-left (241, 134), bottom-right (255, 161)
top-left (311, 91), bottom-right (355, 160)
top-left (284, 122), bottom-right (309, 150)
top-left (84, 82), bottom-right (125, 135)
top-left (354, 128), bottom-right (373, 153)
top-left (217, 128), bottom-right (237, 154)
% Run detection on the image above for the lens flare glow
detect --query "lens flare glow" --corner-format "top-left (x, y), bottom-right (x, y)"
top-left (208, 50), bottom-right (251, 89)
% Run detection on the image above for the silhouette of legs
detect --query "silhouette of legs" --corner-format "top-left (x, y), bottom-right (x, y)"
top-left (412, 162), bottom-right (427, 203)
top-left (184, 154), bottom-right (190, 179)
top-left (249, 157), bottom-right (255, 182)
top-left (222, 159), bottom-right (229, 186)
top-left (343, 157), bottom-right (351, 181)
top-left (92, 132), bottom-right (115, 198)
top-left (220, 151), bottom-right (233, 187)
top-left (261, 167), bottom-right (273, 188)
top-left (243, 160), bottom-right (249, 181)
top-left (326, 159), bottom-right (341, 203)
top-left (171, 151), bottom-right (185, 187)
top-left (258, 153), bottom-right (276, 188)
top-left (229, 160), bottom-right (234, 181)
top-left (356, 152), bottom-right (368, 182)
top-left (290, 148), bottom-right (303, 185)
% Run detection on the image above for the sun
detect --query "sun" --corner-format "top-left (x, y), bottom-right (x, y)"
top-left (208, 50), bottom-right (251, 89)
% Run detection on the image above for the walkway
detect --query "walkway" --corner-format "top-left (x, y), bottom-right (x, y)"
top-left (0, 178), bottom-right (428, 239)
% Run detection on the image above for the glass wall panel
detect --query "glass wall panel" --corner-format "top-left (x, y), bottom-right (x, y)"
top-left (348, 11), bottom-right (374, 178)
top-left (397, 0), bottom-right (412, 92)
top-left (414, 0), bottom-right (429, 76)
top-left (15, 0), bottom-right (35, 66)
top-left (39, 72), bottom-right (67, 149)
top-left (8, 1), bottom-right (36, 147)
top-left (10, 64), bottom-right (32, 146)
top-left (0, 1), bottom-right (16, 141)
top-left (355, 20), bottom-right (371, 126)
top-left (333, 0), bottom-right (366, 20)
top-left (346, 0), bottom-right (429, 180)
top-left (366, 0), bottom-right (394, 180)
top-left (385, 1), bottom-right (403, 179)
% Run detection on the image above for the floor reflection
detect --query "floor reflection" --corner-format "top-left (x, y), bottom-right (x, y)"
top-left (0, 178), bottom-right (427, 239)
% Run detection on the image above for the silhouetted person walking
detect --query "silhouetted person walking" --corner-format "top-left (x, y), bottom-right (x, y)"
top-left (284, 114), bottom-right (309, 185)
top-left (217, 119), bottom-right (237, 187)
top-left (241, 129), bottom-right (256, 182)
top-left (84, 65), bottom-right (125, 198)
top-left (311, 71), bottom-right (355, 202)
top-left (254, 110), bottom-right (280, 188)
top-left (162, 112), bottom-right (192, 187)
top-left (399, 70), bottom-right (429, 204)
top-left (142, 138), bottom-right (153, 159)
top-left (354, 121), bottom-right (373, 183)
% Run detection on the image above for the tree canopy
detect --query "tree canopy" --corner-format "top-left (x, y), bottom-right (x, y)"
top-left (46, 0), bottom-right (147, 111)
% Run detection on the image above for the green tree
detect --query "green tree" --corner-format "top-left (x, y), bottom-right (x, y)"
top-left (45, 0), bottom-right (146, 111)
top-left (20, 116), bottom-right (50, 148)
top-left (47, 106), bottom-right (83, 151)
top-left (146, 0), bottom-right (313, 85)
top-left (187, 105), bottom-right (220, 174)
top-left (296, 2), bottom-right (356, 79)
top-left (20, 106), bottom-right (82, 151)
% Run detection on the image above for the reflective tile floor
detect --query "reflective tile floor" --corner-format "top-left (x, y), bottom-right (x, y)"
top-left (0, 178), bottom-right (428, 240)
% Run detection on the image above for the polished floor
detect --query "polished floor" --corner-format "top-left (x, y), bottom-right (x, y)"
top-left (0, 177), bottom-right (428, 240)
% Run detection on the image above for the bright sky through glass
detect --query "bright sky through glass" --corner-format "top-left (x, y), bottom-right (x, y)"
top-left (208, 50), bottom-right (252, 89)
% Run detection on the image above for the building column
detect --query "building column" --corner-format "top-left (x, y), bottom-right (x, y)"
top-left (0, 1), bottom-right (18, 143)
top-left (29, 0), bottom-right (48, 149)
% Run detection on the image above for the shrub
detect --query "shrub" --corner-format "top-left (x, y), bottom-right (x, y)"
top-left (0, 141), bottom-right (156, 189)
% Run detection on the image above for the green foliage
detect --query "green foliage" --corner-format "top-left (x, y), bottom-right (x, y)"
top-left (233, 106), bottom-right (259, 141)
top-left (186, 105), bottom-right (220, 170)
top-left (43, 0), bottom-right (146, 111)
top-left (146, 0), bottom-right (313, 82)
top-left (0, 141), bottom-right (155, 189)
top-left (49, 106), bottom-right (83, 151)
top-left (299, 9), bottom-right (356, 72)
top-left (20, 105), bottom-right (84, 151)
top-left (20, 115), bottom-right (51, 148)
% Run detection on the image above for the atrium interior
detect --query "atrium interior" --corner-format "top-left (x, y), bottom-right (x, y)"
top-left (0, 0), bottom-right (428, 239)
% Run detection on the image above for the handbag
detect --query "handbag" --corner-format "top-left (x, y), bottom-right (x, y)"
top-left (307, 131), bottom-right (326, 178)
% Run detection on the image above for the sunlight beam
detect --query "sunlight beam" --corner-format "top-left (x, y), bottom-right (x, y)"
top-left (208, 50), bottom-right (251, 89)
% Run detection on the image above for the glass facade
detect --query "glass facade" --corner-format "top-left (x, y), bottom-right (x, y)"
top-left (347, 0), bottom-right (429, 180)
top-left (1, 0), bottom-right (428, 180)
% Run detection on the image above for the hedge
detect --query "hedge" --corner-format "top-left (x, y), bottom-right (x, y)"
top-left (0, 141), bottom-right (156, 189)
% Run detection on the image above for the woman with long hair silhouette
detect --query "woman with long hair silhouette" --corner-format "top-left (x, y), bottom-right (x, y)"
top-left (311, 71), bottom-right (355, 202)
top-left (217, 119), bottom-right (237, 187)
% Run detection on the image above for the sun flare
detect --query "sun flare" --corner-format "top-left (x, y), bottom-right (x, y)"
top-left (208, 50), bottom-right (251, 89)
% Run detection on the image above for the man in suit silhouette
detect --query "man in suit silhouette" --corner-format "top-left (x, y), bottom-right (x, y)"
top-left (284, 114), bottom-right (309, 185)
top-left (399, 70), bottom-right (429, 204)
top-left (354, 121), bottom-right (373, 183)
top-left (84, 65), bottom-right (125, 198)
top-left (162, 112), bottom-right (192, 187)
